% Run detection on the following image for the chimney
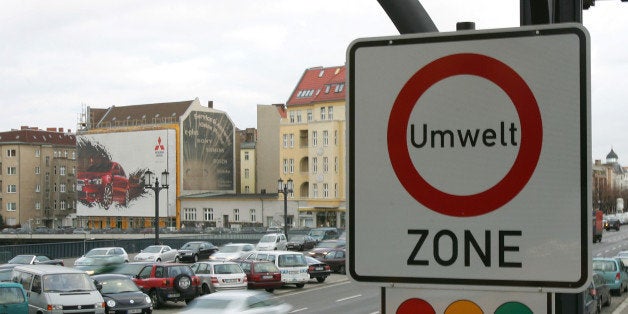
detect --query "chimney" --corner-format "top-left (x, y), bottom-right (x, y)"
top-left (207, 101), bottom-right (213, 108)
top-left (46, 127), bottom-right (57, 132)
top-left (21, 126), bottom-right (29, 130)
top-left (58, 128), bottom-right (64, 133)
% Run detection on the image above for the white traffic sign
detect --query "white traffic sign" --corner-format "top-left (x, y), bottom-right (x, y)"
top-left (347, 24), bottom-right (590, 291)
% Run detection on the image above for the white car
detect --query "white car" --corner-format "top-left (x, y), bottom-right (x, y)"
top-left (180, 290), bottom-right (292, 314)
top-left (210, 243), bottom-right (255, 261)
top-left (134, 245), bottom-right (180, 262)
top-left (256, 233), bottom-right (287, 251)
top-left (74, 247), bottom-right (129, 268)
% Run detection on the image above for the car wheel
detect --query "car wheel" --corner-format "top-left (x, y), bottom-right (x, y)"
top-left (174, 274), bottom-right (193, 293)
top-left (316, 277), bottom-right (326, 283)
top-left (102, 184), bottom-right (113, 208)
top-left (202, 284), bottom-right (211, 295)
top-left (175, 256), bottom-right (180, 263)
top-left (156, 258), bottom-right (161, 262)
top-left (149, 290), bottom-right (162, 308)
top-left (606, 293), bottom-right (612, 307)
top-left (296, 283), bottom-right (305, 288)
top-left (265, 288), bottom-right (275, 293)
top-left (123, 189), bottom-right (130, 206)
top-left (339, 265), bottom-right (346, 275)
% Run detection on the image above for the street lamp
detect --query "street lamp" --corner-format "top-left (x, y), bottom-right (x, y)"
top-left (143, 170), bottom-right (169, 245)
top-left (277, 178), bottom-right (293, 237)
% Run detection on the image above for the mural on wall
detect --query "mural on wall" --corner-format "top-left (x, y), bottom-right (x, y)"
top-left (76, 129), bottom-right (176, 216)
top-left (182, 110), bottom-right (235, 191)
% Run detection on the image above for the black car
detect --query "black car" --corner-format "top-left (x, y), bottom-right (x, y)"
top-left (305, 256), bottom-right (332, 283)
top-left (92, 274), bottom-right (153, 313)
top-left (606, 218), bottom-right (621, 231)
top-left (286, 235), bottom-right (317, 251)
top-left (178, 241), bottom-right (219, 262)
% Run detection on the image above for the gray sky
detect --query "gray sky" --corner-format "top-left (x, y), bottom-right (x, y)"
top-left (1, 1), bottom-right (626, 162)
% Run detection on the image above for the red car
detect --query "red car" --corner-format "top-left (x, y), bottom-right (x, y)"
top-left (236, 260), bottom-right (283, 292)
top-left (132, 263), bottom-right (200, 308)
top-left (77, 161), bottom-right (130, 208)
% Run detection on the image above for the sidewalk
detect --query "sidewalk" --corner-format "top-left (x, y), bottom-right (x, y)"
top-left (614, 297), bottom-right (628, 314)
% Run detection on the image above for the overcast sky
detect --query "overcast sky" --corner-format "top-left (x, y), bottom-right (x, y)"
top-left (1, 1), bottom-right (626, 162)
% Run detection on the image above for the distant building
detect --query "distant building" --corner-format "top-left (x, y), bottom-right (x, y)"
top-left (0, 126), bottom-right (77, 229)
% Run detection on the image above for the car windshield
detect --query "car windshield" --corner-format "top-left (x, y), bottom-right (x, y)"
top-left (43, 273), bottom-right (95, 292)
top-left (143, 246), bottom-right (163, 253)
top-left (168, 266), bottom-right (194, 277)
top-left (86, 249), bottom-right (111, 257)
top-left (259, 235), bottom-right (276, 243)
top-left (98, 277), bottom-right (140, 294)
top-left (277, 254), bottom-right (307, 267)
top-left (220, 245), bottom-right (241, 253)
top-left (0, 270), bottom-right (12, 282)
top-left (109, 263), bottom-right (147, 276)
top-left (7, 255), bottom-right (32, 264)
top-left (593, 260), bottom-right (617, 272)
top-left (289, 235), bottom-right (305, 242)
top-left (188, 298), bottom-right (232, 310)
top-left (316, 241), bottom-right (342, 249)
top-left (182, 243), bottom-right (200, 250)
top-left (0, 287), bottom-right (25, 304)
top-left (254, 262), bottom-right (279, 273)
top-left (213, 264), bottom-right (242, 274)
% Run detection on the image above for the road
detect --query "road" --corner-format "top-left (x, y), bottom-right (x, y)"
top-left (594, 227), bottom-right (628, 314)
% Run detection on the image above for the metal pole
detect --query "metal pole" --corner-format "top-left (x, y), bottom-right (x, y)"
top-left (154, 183), bottom-right (160, 245)
top-left (283, 187), bottom-right (289, 237)
top-left (377, 0), bottom-right (438, 34)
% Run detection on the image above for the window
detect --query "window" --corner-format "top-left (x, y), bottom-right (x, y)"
top-left (244, 169), bottom-right (250, 179)
top-left (35, 184), bottom-right (40, 192)
top-left (313, 184), bottom-right (318, 198)
top-left (204, 208), bottom-right (214, 221)
top-left (244, 186), bottom-right (250, 193)
top-left (334, 130), bottom-right (338, 145)
top-left (289, 111), bottom-right (295, 123)
top-left (312, 131), bottom-right (318, 147)
top-left (35, 166), bottom-right (40, 174)
top-left (334, 157), bottom-right (338, 173)
top-left (328, 106), bottom-right (334, 120)
top-left (244, 152), bottom-right (250, 161)
top-left (45, 156), bottom-right (50, 166)
top-left (323, 157), bottom-right (329, 173)
top-left (60, 201), bottom-right (66, 210)
top-left (250, 209), bottom-right (256, 221)
top-left (35, 149), bottom-right (40, 157)
top-left (334, 183), bottom-right (338, 197)
top-left (289, 159), bottom-right (294, 174)
top-left (7, 185), bottom-right (16, 193)
top-left (183, 208), bottom-right (197, 221)
top-left (71, 151), bottom-right (76, 159)
top-left (283, 159), bottom-right (288, 174)
top-left (7, 202), bottom-right (17, 211)
top-left (289, 134), bottom-right (294, 148)
top-left (312, 157), bottom-right (318, 173)
top-left (296, 110), bottom-right (302, 123)
top-left (6, 149), bottom-right (16, 157)
top-left (320, 107), bottom-right (326, 120)
top-left (307, 109), bottom-right (313, 122)
top-left (323, 183), bottom-right (329, 198)
top-left (60, 184), bottom-right (66, 193)
top-left (283, 134), bottom-right (288, 148)
top-left (7, 167), bottom-right (16, 175)
top-left (323, 131), bottom-right (329, 146)
top-left (35, 202), bottom-right (41, 210)
top-left (234, 209), bottom-right (240, 221)
top-left (60, 166), bottom-right (66, 175)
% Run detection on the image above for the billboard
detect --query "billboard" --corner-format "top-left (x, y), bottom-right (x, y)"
top-left (182, 110), bottom-right (235, 192)
top-left (76, 129), bottom-right (176, 217)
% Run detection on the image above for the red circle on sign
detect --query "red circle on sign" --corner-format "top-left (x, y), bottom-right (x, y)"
top-left (397, 298), bottom-right (436, 314)
top-left (387, 53), bottom-right (542, 217)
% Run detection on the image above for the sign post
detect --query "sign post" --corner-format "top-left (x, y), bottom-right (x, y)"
top-left (347, 24), bottom-right (590, 293)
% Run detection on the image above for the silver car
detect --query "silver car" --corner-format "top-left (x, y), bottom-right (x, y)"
top-left (191, 261), bottom-right (247, 294)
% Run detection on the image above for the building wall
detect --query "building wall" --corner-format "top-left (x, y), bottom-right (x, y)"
top-left (256, 105), bottom-right (281, 194)
top-left (240, 146), bottom-right (256, 193)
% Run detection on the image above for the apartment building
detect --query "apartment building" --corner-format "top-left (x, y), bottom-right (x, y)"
top-left (280, 66), bottom-right (347, 228)
top-left (0, 126), bottom-right (77, 229)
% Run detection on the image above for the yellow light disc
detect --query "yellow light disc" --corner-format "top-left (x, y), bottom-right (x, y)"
top-left (444, 300), bottom-right (484, 314)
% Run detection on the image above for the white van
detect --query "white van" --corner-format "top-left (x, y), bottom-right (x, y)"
top-left (256, 233), bottom-right (288, 251)
top-left (245, 250), bottom-right (309, 287)
top-left (11, 264), bottom-right (105, 314)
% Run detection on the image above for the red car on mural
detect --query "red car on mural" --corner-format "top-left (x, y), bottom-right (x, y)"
top-left (77, 161), bottom-right (130, 209)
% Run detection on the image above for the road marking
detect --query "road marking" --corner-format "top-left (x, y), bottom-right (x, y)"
top-left (272, 279), bottom-right (350, 298)
top-left (290, 308), bottom-right (308, 313)
top-left (336, 294), bottom-right (362, 302)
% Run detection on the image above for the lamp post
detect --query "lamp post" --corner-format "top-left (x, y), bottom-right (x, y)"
top-left (277, 178), bottom-right (293, 237)
top-left (143, 170), bottom-right (169, 245)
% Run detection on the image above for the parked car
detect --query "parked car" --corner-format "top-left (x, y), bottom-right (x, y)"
top-left (191, 261), bottom-right (247, 294)
top-left (286, 235), bottom-right (317, 251)
top-left (592, 271), bottom-right (612, 308)
top-left (0, 269), bottom-right (12, 282)
top-left (592, 257), bottom-right (628, 295)
top-left (132, 263), bottom-right (200, 308)
top-left (180, 290), bottom-right (292, 314)
top-left (0, 282), bottom-right (28, 314)
top-left (73, 227), bottom-right (90, 234)
top-left (74, 247), bottom-right (129, 271)
top-left (306, 240), bottom-right (346, 259)
top-left (606, 217), bottom-right (621, 231)
top-left (244, 251), bottom-right (309, 288)
top-left (179, 241), bottom-right (219, 262)
top-left (235, 260), bottom-right (283, 292)
top-left (308, 227), bottom-right (340, 242)
top-left (32, 226), bottom-right (52, 234)
top-left (304, 256), bottom-right (332, 283)
top-left (320, 248), bottom-right (346, 274)
top-left (134, 245), bottom-right (179, 262)
top-left (77, 161), bottom-right (130, 208)
top-left (3, 254), bottom-right (64, 267)
top-left (256, 233), bottom-right (288, 251)
top-left (617, 250), bottom-right (628, 266)
top-left (100, 262), bottom-right (154, 277)
top-left (92, 273), bottom-right (153, 314)
top-left (210, 243), bottom-right (255, 261)
top-left (583, 280), bottom-right (601, 314)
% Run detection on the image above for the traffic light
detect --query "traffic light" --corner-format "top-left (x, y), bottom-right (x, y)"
top-left (396, 298), bottom-right (532, 314)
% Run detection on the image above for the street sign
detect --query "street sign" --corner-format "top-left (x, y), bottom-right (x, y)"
top-left (347, 24), bottom-right (590, 291)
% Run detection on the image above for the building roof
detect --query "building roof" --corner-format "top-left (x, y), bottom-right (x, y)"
top-left (0, 127), bottom-right (76, 146)
top-left (88, 100), bottom-right (195, 129)
top-left (607, 148), bottom-right (618, 161)
top-left (286, 66), bottom-right (346, 107)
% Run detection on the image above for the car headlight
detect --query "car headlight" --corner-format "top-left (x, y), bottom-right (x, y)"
top-left (145, 296), bottom-right (152, 304)
top-left (106, 300), bottom-right (116, 308)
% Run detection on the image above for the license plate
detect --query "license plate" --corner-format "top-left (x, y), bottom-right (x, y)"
top-left (167, 293), bottom-right (180, 298)
top-left (224, 279), bottom-right (236, 283)
top-left (262, 275), bottom-right (273, 279)
top-left (315, 267), bottom-right (323, 271)
top-left (128, 309), bottom-right (142, 314)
